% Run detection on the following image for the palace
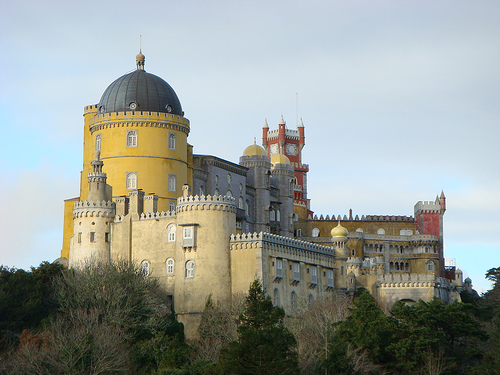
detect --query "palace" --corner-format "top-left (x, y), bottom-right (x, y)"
top-left (61, 52), bottom-right (464, 337)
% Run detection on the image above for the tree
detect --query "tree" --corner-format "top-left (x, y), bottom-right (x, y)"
top-left (219, 280), bottom-right (299, 375)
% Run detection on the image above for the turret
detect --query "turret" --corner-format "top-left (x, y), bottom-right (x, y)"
top-left (69, 157), bottom-right (115, 268)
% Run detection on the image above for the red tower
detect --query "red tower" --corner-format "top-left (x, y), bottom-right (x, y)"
top-left (262, 116), bottom-right (312, 219)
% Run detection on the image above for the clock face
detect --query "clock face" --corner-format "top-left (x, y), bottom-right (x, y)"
top-left (269, 144), bottom-right (279, 155)
top-left (286, 143), bottom-right (298, 156)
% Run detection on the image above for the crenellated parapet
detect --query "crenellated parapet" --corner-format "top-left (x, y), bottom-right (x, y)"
top-left (377, 273), bottom-right (451, 288)
top-left (139, 211), bottom-right (176, 220)
top-left (88, 111), bottom-right (190, 135)
top-left (176, 194), bottom-right (237, 213)
top-left (312, 214), bottom-right (414, 222)
top-left (73, 200), bottom-right (115, 218)
top-left (414, 200), bottom-right (442, 216)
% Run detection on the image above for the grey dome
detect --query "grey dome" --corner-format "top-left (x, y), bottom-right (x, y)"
top-left (98, 70), bottom-right (183, 116)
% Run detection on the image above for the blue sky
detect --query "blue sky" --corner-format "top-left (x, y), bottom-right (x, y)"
top-left (1, 0), bottom-right (498, 293)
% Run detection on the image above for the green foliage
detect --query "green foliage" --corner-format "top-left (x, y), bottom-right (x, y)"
top-left (219, 280), bottom-right (299, 375)
top-left (0, 261), bottom-right (63, 350)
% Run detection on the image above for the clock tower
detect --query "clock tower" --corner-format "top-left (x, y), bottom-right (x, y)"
top-left (262, 116), bottom-right (312, 221)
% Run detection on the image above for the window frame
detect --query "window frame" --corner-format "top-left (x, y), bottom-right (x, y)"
top-left (168, 132), bottom-right (176, 150)
top-left (185, 260), bottom-right (195, 278)
top-left (166, 258), bottom-right (174, 275)
top-left (126, 130), bottom-right (138, 148)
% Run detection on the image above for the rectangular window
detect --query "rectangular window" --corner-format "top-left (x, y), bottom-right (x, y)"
top-left (77, 232), bottom-right (82, 243)
top-left (182, 226), bottom-right (195, 248)
top-left (90, 232), bottom-right (96, 243)
top-left (292, 263), bottom-right (300, 282)
top-left (105, 233), bottom-right (110, 243)
top-left (326, 269), bottom-right (334, 288)
top-left (310, 267), bottom-right (317, 285)
top-left (168, 174), bottom-right (176, 193)
top-left (276, 259), bottom-right (283, 279)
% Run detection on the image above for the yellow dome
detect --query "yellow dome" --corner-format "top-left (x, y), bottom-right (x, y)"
top-left (243, 143), bottom-right (267, 156)
top-left (270, 153), bottom-right (291, 165)
top-left (331, 222), bottom-right (348, 238)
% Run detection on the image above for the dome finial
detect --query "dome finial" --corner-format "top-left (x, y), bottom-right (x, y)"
top-left (136, 35), bottom-right (145, 71)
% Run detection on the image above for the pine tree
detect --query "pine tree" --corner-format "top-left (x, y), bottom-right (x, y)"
top-left (219, 280), bottom-right (299, 375)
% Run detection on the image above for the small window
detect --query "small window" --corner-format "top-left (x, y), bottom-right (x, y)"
top-left (238, 196), bottom-right (244, 209)
top-left (126, 172), bottom-right (137, 190)
top-left (105, 232), bottom-right (110, 243)
top-left (141, 260), bottom-right (150, 276)
top-left (356, 228), bottom-right (363, 233)
top-left (168, 133), bottom-right (176, 150)
top-left (77, 232), bottom-right (82, 243)
top-left (185, 260), bottom-right (195, 278)
top-left (269, 209), bottom-right (276, 221)
top-left (199, 185), bottom-right (205, 196)
top-left (127, 130), bottom-right (137, 147)
top-left (312, 228), bottom-right (320, 237)
top-left (291, 291), bottom-right (297, 309)
top-left (169, 201), bottom-right (175, 212)
top-left (168, 174), bottom-right (176, 193)
top-left (166, 258), bottom-right (174, 275)
top-left (214, 188), bottom-right (220, 196)
top-left (276, 210), bottom-right (281, 222)
top-left (226, 190), bottom-right (233, 198)
top-left (326, 269), bottom-right (334, 287)
top-left (340, 266), bottom-right (344, 276)
top-left (90, 232), bottom-right (96, 243)
top-left (183, 227), bottom-right (193, 239)
top-left (273, 288), bottom-right (280, 307)
top-left (239, 183), bottom-right (243, 192)
top-left (227, 174), bottom-right (232, 184)
top-left (377, 228), bottom-right (385, 235)
top-left (167, 224), bottom-right (176, 242)
top-left (245, 200), bottom-right (250, 216)
top-left (427, 261), bottom-right (435, 272)
top-left (215, 175), bottom-right (219, 184)
top-left (292, 263), bottom-right (300, 282)
top-left (95, 134), bottom-right (101, 152)
top-left (310, 267), bottom-right (317, 284)
top-left (276, 258), bottom-right (283, 278)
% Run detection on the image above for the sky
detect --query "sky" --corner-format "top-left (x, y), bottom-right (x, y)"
top-left (1, 0), bottom-right (498, 293)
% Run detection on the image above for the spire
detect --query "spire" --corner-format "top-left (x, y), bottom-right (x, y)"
top-left (440, 190), bottom-right (445, 199)
top-left (263, 119), bottom-right (268, 128)
top-left (298, 118), bottom-right (304, 128)
top-left (279, 115), bottom-right (286, 125)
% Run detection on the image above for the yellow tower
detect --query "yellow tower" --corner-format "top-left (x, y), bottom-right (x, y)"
top-left (62, 52), bottom-right (192, 259)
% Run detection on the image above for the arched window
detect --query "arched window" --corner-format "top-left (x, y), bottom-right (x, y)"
top-left (273, 288), bottom-right (280, 307)
top-left (169, 201), bottom-right (175, 212)
top-left (140, 260), bottom-right (150, 276)
top-left (167, 224), bottom-right (176, 242)
top-left (356, 228), bottom-right (363, 233)
top-left (214, 188), bottom-right (220, 196)
top-left (166, 258), bottom-right (174, 275)
top-left (312, 228), bottom-right (320, 237)
top-left (238, 196), bottom-right (244, 209)
top-left (227, 174), bottom-right (232, 184)
top-left (377, 228), bottom-right (385, 235)
top-left (276, 209), bottom-right (281, 222)
top-left (185, 260), bottom-right (195, 278)
top-left (126, 172), bottom-right (137, 190)
top-left (168, 133), bottom-right (176, 150)
top-left (290, 291), bottom-right (297, 310)
top-left (226, 190), bottom-right (233, 198)
top-left (95, 134), bottom-right (101, 152)
top-left (168, 174), bottom-right (176, 192)
top-left (127, 130), bottom-right (137, 147)
top-left (199, 185), bottom-right (205, 196)
top-left (245, 200), bottom-right (250, 216)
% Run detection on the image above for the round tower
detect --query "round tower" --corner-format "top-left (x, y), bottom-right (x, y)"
top-left (174, 188), bottom-right (237, 337)
top-left (69, 157), bottom-right (115, 268)
top-left (80, 52), bottom-right (190, 213)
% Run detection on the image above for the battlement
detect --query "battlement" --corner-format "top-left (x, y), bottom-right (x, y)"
top-left (266, 129), bottom-right (300, 141)
top-left (176, 194), bottom-right (237, 213)
top-left (139, 210), bottom-right (176, 220)
top-left (312, 214), bottom-right (414, 222)
top-left (87, 172), bottom-right (107, 178)
top-left (73, 200), bottom-right (115, 218)
top-left (230, 231), bottom-right (333, 255)
top-left (89, 110), bottom-right (188, 124)
top-left (84, 104), bottom-right (98, 114)
top-left (377, 273), bottom-right (450, 288)
top-left (414, 200), bottom-right (442, 215)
